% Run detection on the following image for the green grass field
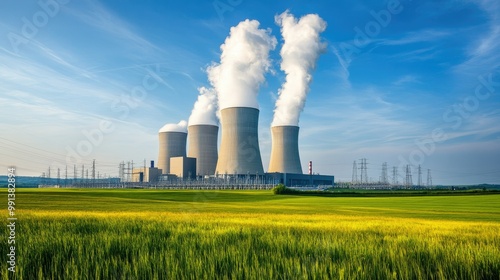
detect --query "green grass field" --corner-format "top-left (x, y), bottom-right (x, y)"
top-left (1, 189), bottom-right (500, 279)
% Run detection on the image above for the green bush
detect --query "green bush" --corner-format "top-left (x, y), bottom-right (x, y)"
top-left (272, 184), bottom-right (299, 195)
top-left (272, 184), bottom-right (287, 194)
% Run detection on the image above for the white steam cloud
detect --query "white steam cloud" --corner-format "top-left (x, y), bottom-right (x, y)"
top-left (208, 19), bottom-right (277, 110)
top-left (159, 120), bottom-right (188, 133)
top-left (188, 87), bottom-right (219, 126)
top-left (272, 11), bottom-right (327, 127)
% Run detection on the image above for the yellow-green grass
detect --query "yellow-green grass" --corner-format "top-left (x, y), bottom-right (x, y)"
top-left (1, 189), bottom-right (499, 279)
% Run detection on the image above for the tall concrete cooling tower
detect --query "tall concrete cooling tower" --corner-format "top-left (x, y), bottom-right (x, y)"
top-left (158, 130), bottom-right (187, 174)
top-left (215, 107), bottom-right (264, 175)
top-left (268, 126), bottom-right (303, 174)
top-left (187, 125), bottom-right (218, 176)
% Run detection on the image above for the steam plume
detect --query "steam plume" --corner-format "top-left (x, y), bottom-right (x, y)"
top-left (159, 120), bottom-right (187, 133)
top-left (188, 87), bottom-right (218, 126)
top-left (208, 19), bottom-right (277, 110)
top-left (272, 11), bottom-right (327, 127)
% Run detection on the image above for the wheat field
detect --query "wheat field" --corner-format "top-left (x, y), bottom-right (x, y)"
top-left (1, 189), bottom-right (499, 279)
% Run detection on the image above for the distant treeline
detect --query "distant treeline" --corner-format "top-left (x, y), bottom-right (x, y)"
top-left (273, 184), bottom-right (500, 197)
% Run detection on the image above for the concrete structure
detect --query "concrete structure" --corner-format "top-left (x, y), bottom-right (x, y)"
top-left (188, 125), bottom-right (218, 176)
top-left (266, 172), bottom-right (334, 187)
top-left (158, 131), bottom-right (187, 174)
top-left (131, 160), bottom-right (162, 183)
top-left (268, 126), bottom-right (302, 174)
top-left (170, 156), bottom-right (196, 179)
top-left (132, 167), bottom-right (162, 183)
top-left (215, 107), bottom-right (264, 175)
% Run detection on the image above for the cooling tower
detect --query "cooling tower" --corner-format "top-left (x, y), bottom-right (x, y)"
top-left (187, 125), bottom-right (219, 176)
top-left (215, 107), bottom-right (264, 175)
top-left (158, 131), bottom-right (187, 174)
top-left (268, 125), bottom-right (303, 174)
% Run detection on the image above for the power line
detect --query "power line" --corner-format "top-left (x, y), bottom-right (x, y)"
top-left (0, 137), bottom-right (68, 158)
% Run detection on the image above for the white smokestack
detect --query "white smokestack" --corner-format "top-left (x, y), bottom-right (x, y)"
top-left (272, 11), bottom-right (327, 127)
top-left (188, 87), bottom-right (219, 126)
top-left (208, 19), bottom-right (277, 110)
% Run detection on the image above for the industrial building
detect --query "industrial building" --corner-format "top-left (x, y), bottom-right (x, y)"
top-left (131, 161), bottom-right (162, 183)
top-left (170, 156), bottom-right (196, 179)
top-left (268, 125), bottom-right (302, 174)
top-left (215, 107), bottom-right (264, 175)
top-left (266, 172), bottom-right (334, 187)
top-left (158, 126), bottom-right (187, 175)
top-left (154, 107), bottom-right (335, 187)
top-left (187, 124), bottom-right (218, 176)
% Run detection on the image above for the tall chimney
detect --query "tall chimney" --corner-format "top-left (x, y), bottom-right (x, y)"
top-left (158, 131), bottom-right (187, 174)
top-left (188, 125), bottom-right (218, 176)
top-left (215, 107), bottom-right (264, 175)
top-left (268, 126), bottom-right (302, 174)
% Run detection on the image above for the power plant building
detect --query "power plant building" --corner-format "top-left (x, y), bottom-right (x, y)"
top-left (170, 156), bottom-right (196, 179)
top-left (215, 107), bottom-right (264, 175)
top-left (154, 107), bottom-right (335, 186)
top-left (158, 127), bottom-right (187, 175)
top-left (188, 125), bottom-right (218, 176)
top-left (268, 125), bottom-right (302, 174)
top-left (132, 161), bottom-right (162, 183)
top-left (267, 172), bottom-right (334, 187)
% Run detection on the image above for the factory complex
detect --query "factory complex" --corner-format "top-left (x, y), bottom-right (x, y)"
top-left (128, 13), bottom-right (334, 187)
top-left (130, 106), bottom-right (334, 187)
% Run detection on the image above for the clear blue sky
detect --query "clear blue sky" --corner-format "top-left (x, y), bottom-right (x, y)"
top-left (1, 0), bottom-right (499, 185)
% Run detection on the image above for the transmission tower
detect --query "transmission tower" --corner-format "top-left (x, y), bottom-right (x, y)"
top-left (392, 166), bottom-right (398, 185)
top-left (352, 161), bottom-right (358, 184)
top-left (92, 159), bottom-right (96, 183)
top-left (417, 165), bottom-right (422, 187)
top-left (81, 164), bottom-right (84, 181)
top-left (381, 162), bottom-right (388, 184)
top-left (144, 159), bottom-right (147, 182)
top-left (131, 160), bottom-right (134, 182)
top-left (359, 158), bottom-right (368, 184)
top-left (121, 162), bottom-right (125, 182)
top-left (405, 165), bottom-right (413, 188)
top-left (427, 169), bottom-right (433, 187)
top-left (127, 162), bottom-right (131, 182)
top-left (118, 162), bottom-right (125, 182)
top-left (57, 168), bottom-right (60, 185)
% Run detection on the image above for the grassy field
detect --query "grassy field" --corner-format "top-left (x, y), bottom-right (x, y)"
top-left (1, 189), bottom-right (499, 279)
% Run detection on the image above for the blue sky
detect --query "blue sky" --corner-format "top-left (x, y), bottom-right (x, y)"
top-left (1, 0), bottom-right (499, 185)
